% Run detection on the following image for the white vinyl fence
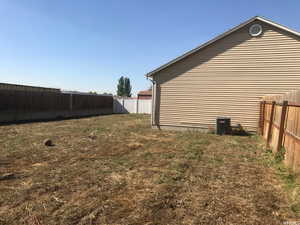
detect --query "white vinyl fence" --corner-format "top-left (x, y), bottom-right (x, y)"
top-left (113, 98), bottom-right (152, 114)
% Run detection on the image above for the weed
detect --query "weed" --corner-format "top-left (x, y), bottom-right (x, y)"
top-left (172, 162), bottom-right (190, 173)
top-left (283, 173), bottom-right (297, 190)
top-left (157, 173), bottom-right (172, 184)
top-left (291, 203), bottom-right (300, 213)
top-left (275, 147), bottom-right (286, 163)
top-left (162, 153), bottom-right (175, 159)
top-left (261, 145), bottom-right (300, 216)
top-left (207, 156), bottom-right (224, 166)
top-left (143, 152), bottom-right (153, 159)
top-left (185, 149), bottom-right (203, 160)
top-left (183, 139), bottom-right (206, 160)
top-left (214, 157), bottom-right (224, 164)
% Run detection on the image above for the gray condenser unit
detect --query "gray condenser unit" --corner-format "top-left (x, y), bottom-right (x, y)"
top-left (216, 117), bottom-right (231, 135)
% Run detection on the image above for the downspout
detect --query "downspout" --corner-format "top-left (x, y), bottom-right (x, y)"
top-left (147, 76), bottom-right (157, 127)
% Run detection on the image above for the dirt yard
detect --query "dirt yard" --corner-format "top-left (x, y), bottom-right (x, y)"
top-left (0, 114), bottom-right (298, 224)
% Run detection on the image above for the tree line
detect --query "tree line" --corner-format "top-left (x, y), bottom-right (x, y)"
top-left (88, 76), bottom-right (132, 97)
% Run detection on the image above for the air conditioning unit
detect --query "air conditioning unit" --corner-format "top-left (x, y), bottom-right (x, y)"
top-left (216, 117), bottom-right (231, 135)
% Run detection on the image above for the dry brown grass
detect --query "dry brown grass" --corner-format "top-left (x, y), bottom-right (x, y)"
top-left (0, 114), bottom-right (298, 224)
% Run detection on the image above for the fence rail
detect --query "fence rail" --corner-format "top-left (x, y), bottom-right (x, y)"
top-left (0, 89), bottom-right (113, 123)
top-left (260, 93), bottom-right (300, 171)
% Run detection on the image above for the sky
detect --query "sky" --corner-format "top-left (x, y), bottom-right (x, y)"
top-left (0, 0), bottom-right (299, 95)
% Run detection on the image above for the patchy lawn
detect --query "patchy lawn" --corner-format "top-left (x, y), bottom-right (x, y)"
top-left (0, 114), bottom-right (298, 224)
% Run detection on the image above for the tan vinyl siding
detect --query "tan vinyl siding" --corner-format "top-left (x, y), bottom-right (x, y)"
top-left (153, 20), bottom-right (300, 131)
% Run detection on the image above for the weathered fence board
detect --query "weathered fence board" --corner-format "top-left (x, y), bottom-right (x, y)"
top-left (0, 89), bottom-right (113, 123)
top-left (260, 91), bottom-right (300, 171)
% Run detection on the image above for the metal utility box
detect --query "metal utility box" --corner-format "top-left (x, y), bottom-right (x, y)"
top-left (216, 117), bottom-right (231, 135)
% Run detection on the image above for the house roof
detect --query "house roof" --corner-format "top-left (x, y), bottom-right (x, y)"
top-left (138, 90), bottom-right (152, 96)
top-left (146, 16), bottom-right (300, 78)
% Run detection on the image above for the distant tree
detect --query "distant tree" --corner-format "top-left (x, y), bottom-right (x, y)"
top-left (89, 91), bottom-right (97, 94)
top-left (117, 76), bottom-right (132, 97)
top-left (117, 76), bottom-right (125, 96)
top-left (102, 92), bottom-right (112, 95)
top-left (124, 77), bottom-right (132, 97)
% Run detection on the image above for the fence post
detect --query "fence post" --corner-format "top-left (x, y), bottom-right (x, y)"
top-left (276, 101), bottom-right (288, 153)
top-left (261, 101), bottom-right (266, 136)
top-left (267, 101), bottom-right (276, 147)
top-left (259, 101), bottom-right (263, 135)
top-left (70, 94), bottom-right (73, 112)
top-left (259, 101), bottom-right (262, 133)
top-left (136, 98), bottom-right (139, 114)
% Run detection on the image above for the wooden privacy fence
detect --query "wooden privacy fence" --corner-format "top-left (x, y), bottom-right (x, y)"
top-left (260, 91), bottom-right (300, 171)
top-left (0, 89), bottom-right (113, 123)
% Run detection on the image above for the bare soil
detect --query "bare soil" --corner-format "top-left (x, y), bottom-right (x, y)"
top-left (0, 114), bottom-right (297, 224)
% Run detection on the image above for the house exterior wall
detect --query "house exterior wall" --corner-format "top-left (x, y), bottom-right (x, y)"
top-left (152, 20), bottom-right (300, 131)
